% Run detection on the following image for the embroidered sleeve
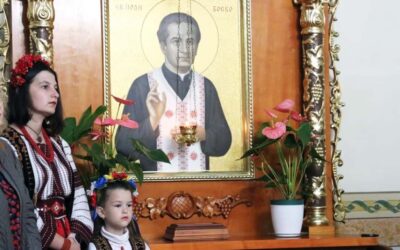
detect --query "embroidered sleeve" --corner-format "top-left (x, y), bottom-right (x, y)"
top-left (61, 138), bottom-right (94, 243)
top-left (36, 209), bottom-right (56, 248)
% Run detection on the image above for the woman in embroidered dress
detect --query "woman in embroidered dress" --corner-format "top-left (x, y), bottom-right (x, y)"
top-left (88, 173), bottom-right (149, 250)
top-left (0, 54), bottom-right (93, 249)
top-left (0, 91), bottom-right (42, 250)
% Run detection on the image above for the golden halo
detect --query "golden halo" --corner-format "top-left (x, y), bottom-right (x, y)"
top-left (140, 0), bottom-right (219, 73)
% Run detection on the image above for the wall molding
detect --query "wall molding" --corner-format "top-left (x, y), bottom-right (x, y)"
top-left (344, 192), bottom-right (400, 219)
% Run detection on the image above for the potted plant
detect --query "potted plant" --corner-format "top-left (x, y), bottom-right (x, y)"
top-left (61, 95), bottom-right (169, 186)
top-left (241, 99), bottom-right (323, 236)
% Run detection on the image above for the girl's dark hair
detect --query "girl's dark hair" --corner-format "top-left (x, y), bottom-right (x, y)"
top-left (96, 180), bottom-right (134, 207)
top-left (93, 181), bottom-right (135, 236)
top-left (7, 61), bottom-right (64, 136)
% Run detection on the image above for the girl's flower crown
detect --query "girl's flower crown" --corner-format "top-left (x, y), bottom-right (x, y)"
top-left (10, 54), bottom-right (50, 88)
top-left (87, 171), bottom-right (139, 209)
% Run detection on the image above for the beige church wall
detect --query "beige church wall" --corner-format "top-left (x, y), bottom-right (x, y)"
top-left (335, 0), bottom-right (400, 247)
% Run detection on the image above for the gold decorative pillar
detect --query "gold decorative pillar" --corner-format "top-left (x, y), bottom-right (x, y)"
top-left (27, 0), bottom-right (54, 65)
top-left (0, 0), bottom-right (11, 94)
top-left (294, 0), bottom-right (329, 227)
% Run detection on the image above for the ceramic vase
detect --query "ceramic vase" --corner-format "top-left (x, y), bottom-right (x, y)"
top-left (270, 199), bottom-right (304, 237)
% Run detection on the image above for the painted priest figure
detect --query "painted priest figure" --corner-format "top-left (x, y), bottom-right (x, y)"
top-left (115, 12), bottom-right (231, 172)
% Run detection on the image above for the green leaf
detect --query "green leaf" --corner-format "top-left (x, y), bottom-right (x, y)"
top-left (283, 132), bottom-right (298, 149)
top-left (130, 162), bottom-right (144, 184)
top-left (113, 154), bottom-right (144, 183)
top-left (60, 117), bottom-right (77, 144)
top-left (296, 122), bottom-right (312, 148)
top-left (75, 105), bottom-right (107, 140)
top-left (131, 139), bottom-right (170, 163)
top-left (240, 137), bottom-right (276, 159)
top-left (60, 105), bottom-right (107, 145)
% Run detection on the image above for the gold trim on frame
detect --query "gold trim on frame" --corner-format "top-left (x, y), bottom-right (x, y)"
top-left (102, 0), bottom-right (254, 181)
top-left (27, 0), bottom-right (54, 64)
top-left (0, 0), bottom-right (10, 95)
top-left (326, 0), bottom-right (346, 223)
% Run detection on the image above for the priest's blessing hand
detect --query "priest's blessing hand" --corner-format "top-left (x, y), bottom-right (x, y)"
top-left (146, 82), bottom-right (166, 130)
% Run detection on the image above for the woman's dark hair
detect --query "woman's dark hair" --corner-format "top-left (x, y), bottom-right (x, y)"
top-left (7, 61), bottom-right (64, 136)
top-left (93, 181), bottom-right (138, 236)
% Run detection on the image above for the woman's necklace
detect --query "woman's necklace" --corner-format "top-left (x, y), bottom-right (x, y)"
top-left (25, 124), bottom-right (42, 143)
top-left (20, 126), bottom-right (54, 163)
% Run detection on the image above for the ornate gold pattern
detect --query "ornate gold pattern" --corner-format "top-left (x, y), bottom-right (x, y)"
top-left (326, 0), bottom-right (346, 223)
top-left (0, 0), bottom-right (10, 94)
top-left (27, 0), bottom-right (54, 64)
top-left (294, 0), bottom-right (329, 226)
top-left (132, 192), bottom-right (252, 220)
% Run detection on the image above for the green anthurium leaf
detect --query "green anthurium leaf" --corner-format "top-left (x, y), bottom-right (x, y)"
top-left (131, 139), bottom-right (170, 163)
top-left (60, 117), bottom-right (77, 144)
top-left (114, 153), bottom-right (130, 167)
top-left (75, 105), bottom-right (107, 140)
top-left (130, 162), bottom-right (144, 184)
top-left (113, 154), bottom-right (144, 183)
top-left (240, 137), bottom-right (277, 159)
top-left (283, 132), bottom-right (298, 149)
top-left (296, 122), bottom-right (312, 148)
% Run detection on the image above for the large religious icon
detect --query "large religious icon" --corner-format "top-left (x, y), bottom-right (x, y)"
top-left (103, 0), bottom-right (253, 180)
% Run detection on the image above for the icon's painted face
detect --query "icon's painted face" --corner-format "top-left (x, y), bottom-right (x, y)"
top-left (161, 22), bottom-right (199, 74)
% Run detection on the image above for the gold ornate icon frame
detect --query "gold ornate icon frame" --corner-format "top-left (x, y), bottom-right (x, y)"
top-left (102, 0), bottom-right (254, 181)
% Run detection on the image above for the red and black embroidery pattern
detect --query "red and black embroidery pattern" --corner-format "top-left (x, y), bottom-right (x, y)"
top-left (0, 172), bottom-right (21, 250)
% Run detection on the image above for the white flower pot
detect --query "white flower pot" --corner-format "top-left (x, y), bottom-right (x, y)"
top-left (270, 199), bottom-right (304, 237)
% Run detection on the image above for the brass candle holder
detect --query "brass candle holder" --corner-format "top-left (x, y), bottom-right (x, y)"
top-left (174, 123), bottom-right (198, 146)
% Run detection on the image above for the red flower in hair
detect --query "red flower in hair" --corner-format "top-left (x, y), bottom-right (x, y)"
top-left (10, 54), bottom-right (50, 88)
top-left (112, 171), bottom-right (128, 180)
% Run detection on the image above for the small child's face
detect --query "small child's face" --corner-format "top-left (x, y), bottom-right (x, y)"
top-left (96, 189), bottom-right (133, 235)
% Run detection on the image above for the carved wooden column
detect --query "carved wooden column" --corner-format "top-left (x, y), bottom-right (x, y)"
top-left (27, 0), bottom-right (54, 65)
top-left (0, 0), bottom-right (11, 93)
top-left (294, 0), bottom-right (330, 228)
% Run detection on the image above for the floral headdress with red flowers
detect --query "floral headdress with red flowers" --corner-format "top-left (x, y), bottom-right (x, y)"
top-left (87, 171), bottom-right (139, 212)
top-left (9, 54), bottom-right (50, 88)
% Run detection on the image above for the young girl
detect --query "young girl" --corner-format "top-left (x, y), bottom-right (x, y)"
top-left (1, 54), bottom-right (93, 249)
top-left (88, 172), bottom-right (150, 250)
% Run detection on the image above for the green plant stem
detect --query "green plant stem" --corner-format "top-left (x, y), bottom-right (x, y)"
top-left (259, 153), bottom-right (287, 198)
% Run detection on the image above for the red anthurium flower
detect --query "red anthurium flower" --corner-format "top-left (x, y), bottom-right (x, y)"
top-left (265, 109), bottom-right (277, 119)
top-left (89, 130), bottom-right (107, 141)
top-left (116, 114), bottom-right (139, 129)
top-left (112, 95), bottom-right (134, 105)
top-left (94, 117), bottom-right (117, 126)
top-left (274, 99), bottom-right (294, 113)
top-left (262, 122), bottom-right (286, 139)
top-left (290, 111), bottom-right (306, 122)
top-left (112, 172), bottom-right (128, 180)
